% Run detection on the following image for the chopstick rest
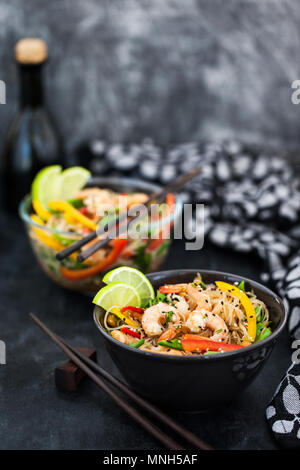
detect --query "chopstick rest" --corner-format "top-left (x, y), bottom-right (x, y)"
top-left (55, 347), bottom-right (97, 392)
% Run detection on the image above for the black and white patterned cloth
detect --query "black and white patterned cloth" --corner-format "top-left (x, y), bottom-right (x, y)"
top-left (80, 139), bottom-right (300, 448)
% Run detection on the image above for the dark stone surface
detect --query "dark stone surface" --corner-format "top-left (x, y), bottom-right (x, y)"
top-left (1, 0), bottom-right (300, 154)
top-left (0, 214), bottom-right (291, 450)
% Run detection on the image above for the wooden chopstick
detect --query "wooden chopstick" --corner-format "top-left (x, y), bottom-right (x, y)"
top-left (55, 167), bottom-right (201, 262)
top-left (55, 212), bottom-right (129, 261)
top-left (77, 168), bottom-right (201, 262)
top-left (55, 231), bottom-right (97, 261)
top-left (30, 313), bottom-right (213, 450)
top-left (56, 333), bottom-right (213, 450)
top-left (30, 313), bottom-right (184, 450)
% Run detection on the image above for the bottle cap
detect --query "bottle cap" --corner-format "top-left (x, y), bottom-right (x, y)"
top-left (15, 38), bottom-right (48, 64)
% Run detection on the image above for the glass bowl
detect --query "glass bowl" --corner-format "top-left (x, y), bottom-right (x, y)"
top-left (19, 176), bottom-right (183, 294)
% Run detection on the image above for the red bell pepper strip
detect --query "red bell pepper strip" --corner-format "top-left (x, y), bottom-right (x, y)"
top-left (145, 236), bottom-right (165, 253)
top-left (79, 207), bottom-right (89, 215)
top-left (61, 238), bottom-right (127, 280)
top-left (120, 306), bottom-right (145, 314)
top-left (181, 335), bottom-right (244, 353)
top-left (121, 327), bottom-right (141, 339)
top-left (166, 193), bottom-right (175, 207)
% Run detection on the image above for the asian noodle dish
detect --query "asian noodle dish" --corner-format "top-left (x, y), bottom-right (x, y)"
top-left (23, 166), bottom-right (176, 292)
top-left (94, 267), bottom-right (272, 356)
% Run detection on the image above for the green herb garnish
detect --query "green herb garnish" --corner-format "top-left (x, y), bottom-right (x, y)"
top-left (255, 305), bottom-right (262, 322)
top-left (135, 245), bottom-right (152, 272)
top-left (165, 311), bottom-right (173, 324)
top-left (67, 198), bottom-right (84, 209)
top-left (238, 280), bottom-right (246, 292)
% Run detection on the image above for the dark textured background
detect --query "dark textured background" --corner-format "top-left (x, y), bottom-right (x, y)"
top-left (1, 0), bottom-right (300, 154)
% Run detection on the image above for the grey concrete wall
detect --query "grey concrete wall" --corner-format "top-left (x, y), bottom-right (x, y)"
top-left (1, 0), bottom-right (300, 154)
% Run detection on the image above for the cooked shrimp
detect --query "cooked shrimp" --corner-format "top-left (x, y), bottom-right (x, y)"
top-left (205, 311), bottom-right (229, 342)
top-left (127, 193), bottom-right (148, 207)
top-left (157, 326), bottom-right (180, 342)
top-left (77, 188), bottom-right (119, 217)
top-left (168, 294), bottom-right (190, 320)
top-left (111, 330), bottom-right (126, 343)
top-left (185, 309), bottom-right (207, 333)
top-left (161, 283), bottom-right (212, 310)
top-left (184, 308), bottom-right (229, 342)
top-left (76, 187), bottom-right (103, 199)
top-left (111, 330), bottom-right (139, 345)
top-left (142, 302), bottom-right (177, 336)
top-left (159, 283), bottom-right (187, 294)
top-left (186, 284), bottom-right (212, 310)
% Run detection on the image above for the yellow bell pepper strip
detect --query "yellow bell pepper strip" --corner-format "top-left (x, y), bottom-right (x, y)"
top-left (48, 201), bottom-right (97, 231)
top-left (110, 307), bottom-right (139, 328)
top-left (60, 238), bottom-right (128, 280)
top-left (30, 215), bottom-right (79, 261)
top-left (31, 219), bottom-right (67, 252)
top-left (64, 212), bottom-right (79, 225)
top-left (215, 281), bottom-right (257, 344)
top-left (31, 214), bottom-right (44, 225)
top-left (32, 199), bottom-right (52, 222)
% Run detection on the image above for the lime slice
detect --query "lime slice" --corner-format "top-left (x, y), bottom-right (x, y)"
top-left (59, 167), bottom-right (91, 200)
top-left (102, 267), bottom-right (155, 300)
top-left (93, 282), bottom-right (141, 310)
top-left (31, 165), bottom-right (62, 208)
top-left (31, 165), bottom-right (91, 208)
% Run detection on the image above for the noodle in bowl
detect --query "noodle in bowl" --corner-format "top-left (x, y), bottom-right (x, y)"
top-left (94, 269), bottom-right (286, 410)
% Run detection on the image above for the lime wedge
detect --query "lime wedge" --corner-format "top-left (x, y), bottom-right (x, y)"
top-left (102, 267), bottom-right (155, 300)
top-left (31, 165), bottom-right (91, 208)
top-left (93, 282), bottom-right (141, 310)
top-left (59, 167), bottom-right (91, 200)
top-left (31, 165), bottom-right (62, 208)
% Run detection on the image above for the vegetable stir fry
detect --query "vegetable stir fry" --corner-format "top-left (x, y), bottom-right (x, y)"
top-left (25, 166), bottom-right (176, 292)
top-left (95, 268), bottom-right (272, 356)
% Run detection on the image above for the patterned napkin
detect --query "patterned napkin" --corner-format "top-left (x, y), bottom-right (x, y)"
top-left (80, 139), bottom-right (300, 447)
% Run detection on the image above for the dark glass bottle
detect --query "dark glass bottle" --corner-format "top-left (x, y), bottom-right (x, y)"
top-left (1, 38), bottom-right (64, 213)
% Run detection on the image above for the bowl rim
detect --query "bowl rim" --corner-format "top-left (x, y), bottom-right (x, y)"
top-left (19, 176), bottom-right (183, 237)
top-left (93, 268), bottom-right (287, 362)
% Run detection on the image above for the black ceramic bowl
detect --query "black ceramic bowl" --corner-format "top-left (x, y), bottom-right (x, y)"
top-left (93, 269), bottom-right (287, 411)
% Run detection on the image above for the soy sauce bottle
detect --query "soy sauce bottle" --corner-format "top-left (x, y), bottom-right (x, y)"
top-left (1, 38), bottom-right (64, 212)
